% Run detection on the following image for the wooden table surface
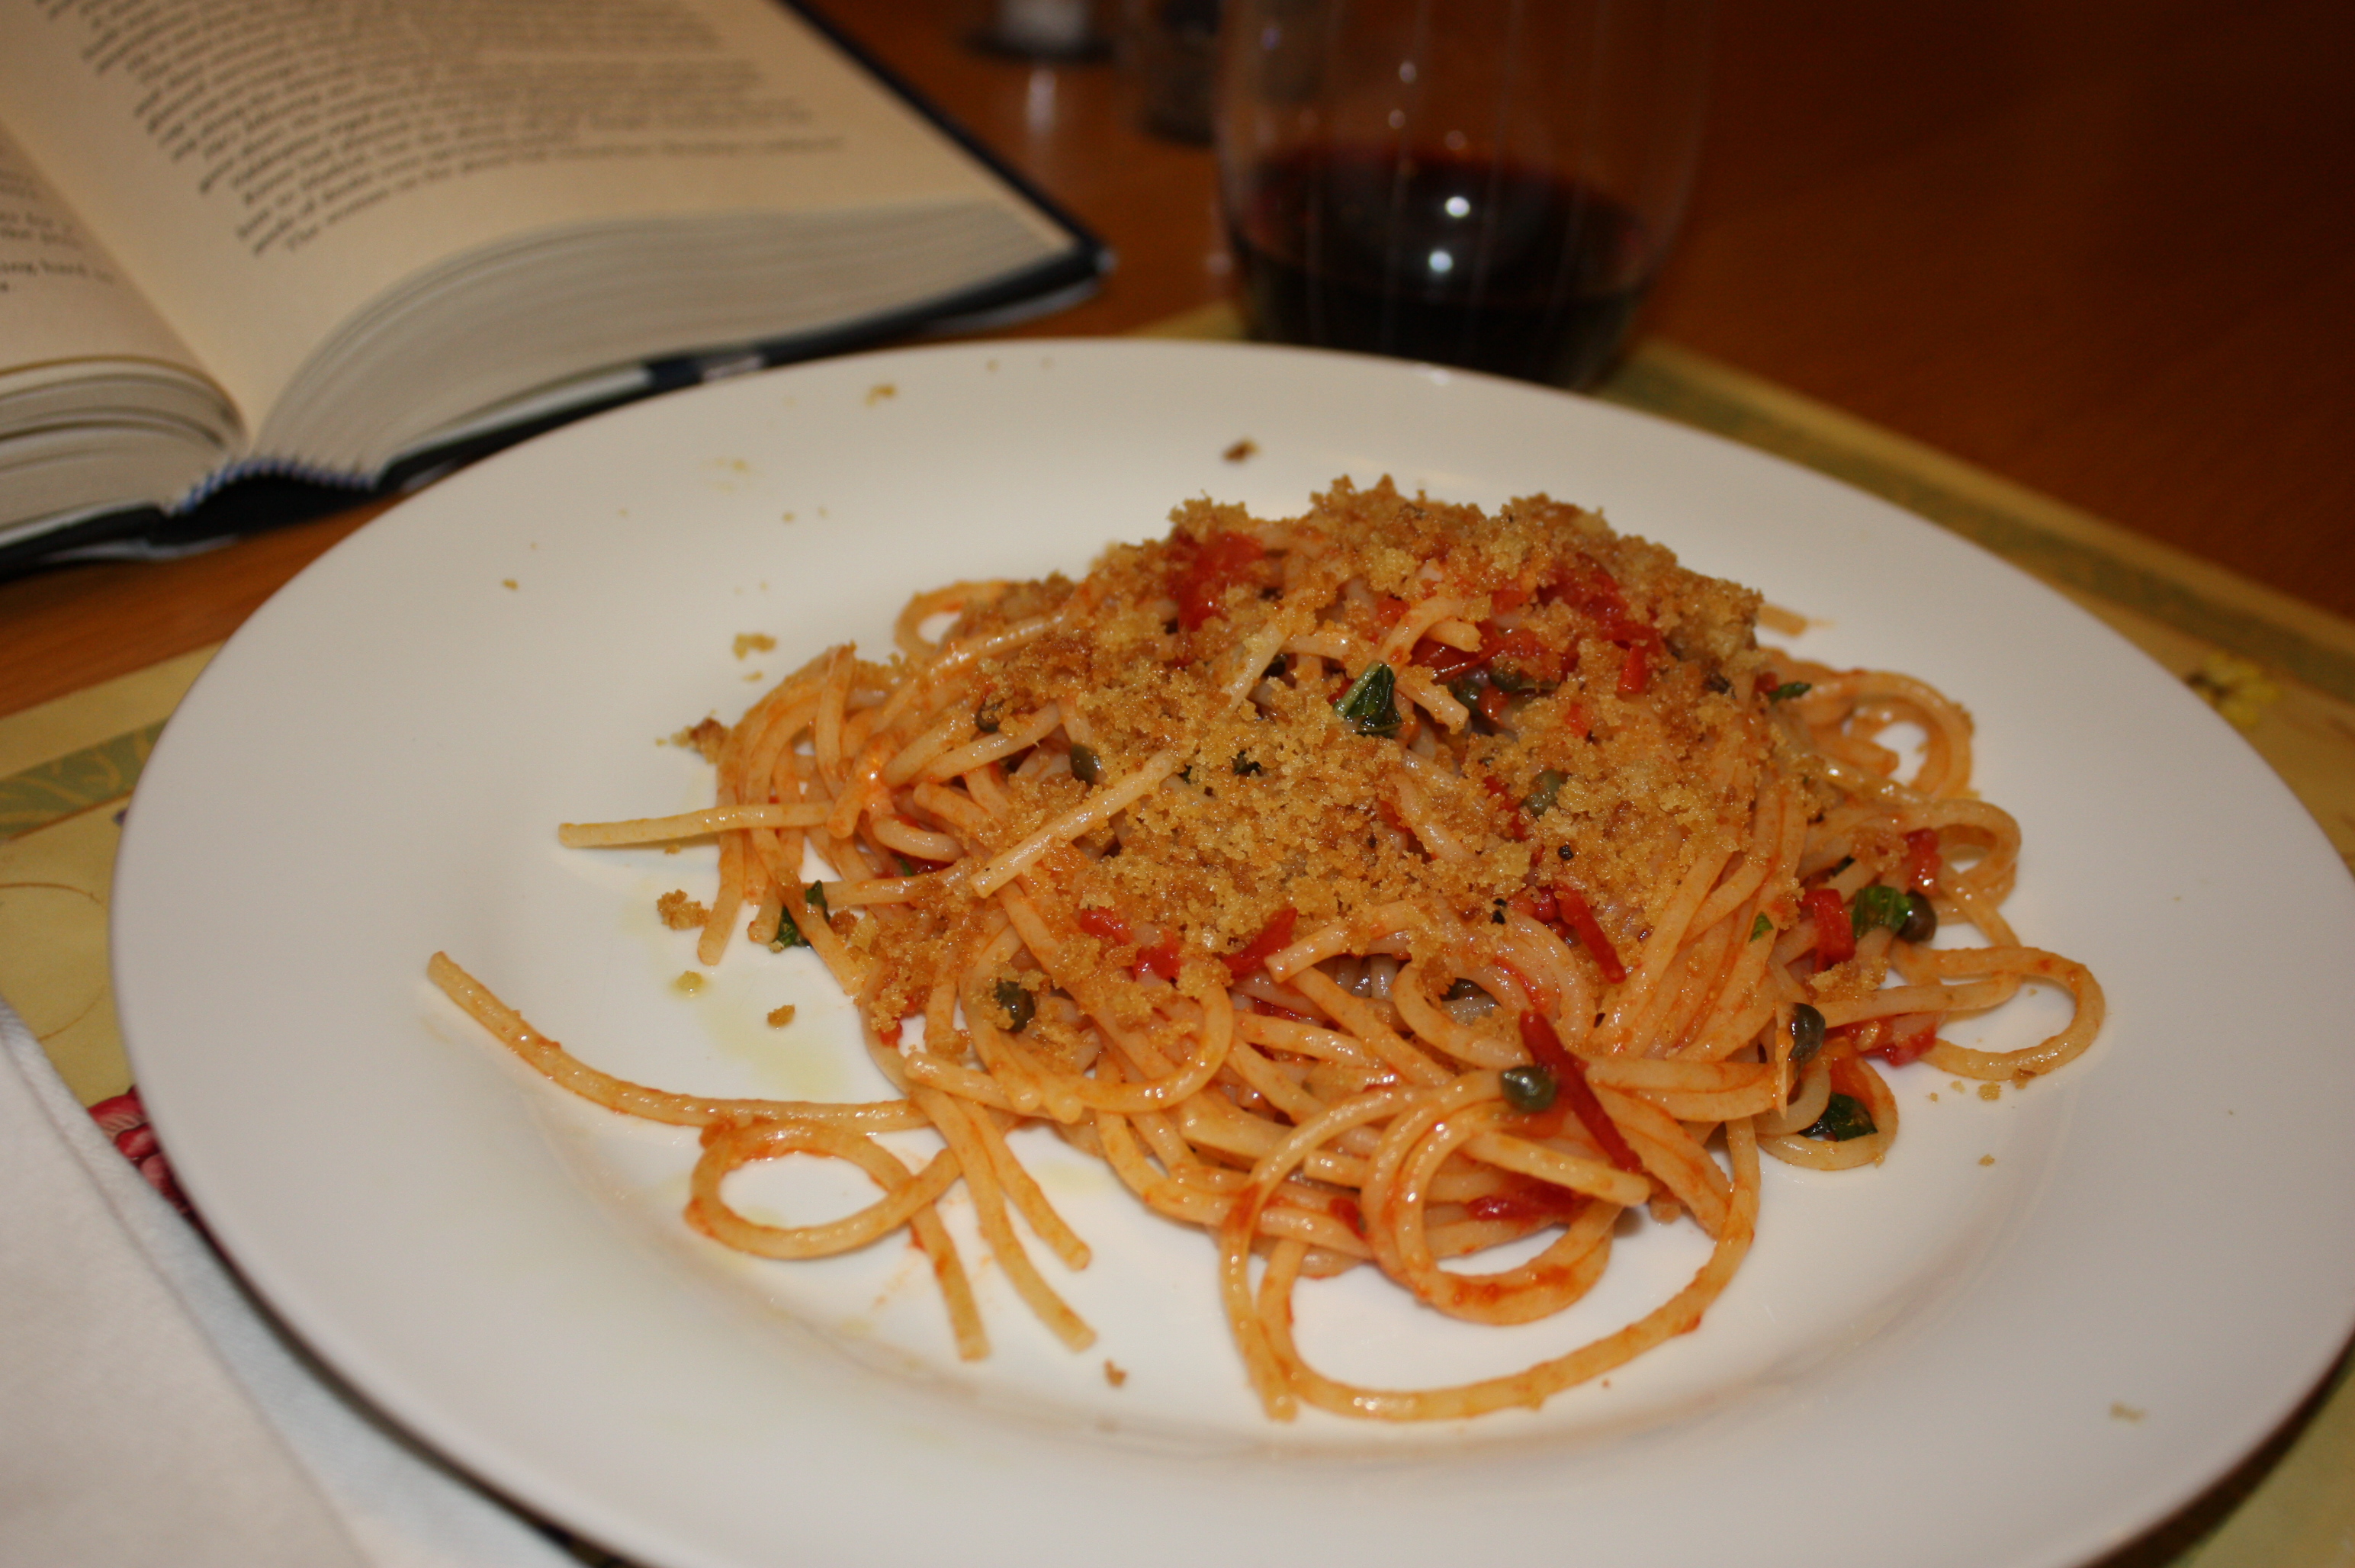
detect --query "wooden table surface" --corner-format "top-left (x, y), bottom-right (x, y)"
top-left (4, 0), bottom-right (2351, 718)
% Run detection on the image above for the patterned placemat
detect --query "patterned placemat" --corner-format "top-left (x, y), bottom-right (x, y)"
top-left (4, 327), bottom-right (2349, 1568)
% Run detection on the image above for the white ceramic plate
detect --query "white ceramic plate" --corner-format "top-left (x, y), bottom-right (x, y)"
top-left (115, 340), bottom-right (2355, 1568)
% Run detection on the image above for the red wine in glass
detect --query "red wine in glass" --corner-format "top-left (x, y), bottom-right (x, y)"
top-left (1229, 147), bottom-right (1656, 389)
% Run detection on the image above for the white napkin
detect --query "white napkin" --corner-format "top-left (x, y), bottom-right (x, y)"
top-left (0, 994), bottom-right (584, 1568)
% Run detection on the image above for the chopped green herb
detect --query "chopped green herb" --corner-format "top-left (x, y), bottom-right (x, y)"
top-left (1442, 978), bottom-right (1490, 1002)
top-left (1751, 912), bottom-right (1774, 941)
top-left (993, 978), bottom-right (1036, 1033)
top-left (1523, 768), bottom-right (1567, 817)
top-left (1851, 883), bottom-right (1910, 937)
top-left (1334, 662), bottom-right (1402, 737)
top-left (770, 882), bottom-right (827, 949)
top-left (1499, 1063), bottom-right (1558, 1113)
top-left (1769, 680), bottom-right (1813, 702)
top-left (1069, 744), bottom-right (1102, 785)
top-left (1801, 1092), bottom-right (1876, 1142)
top-left (1232, 752), bottom-right (1264, 776)
top-left (1789, 1003), bottom-right (1826, 1065)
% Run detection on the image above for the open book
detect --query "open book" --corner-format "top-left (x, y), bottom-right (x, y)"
top-left (0, 0), bottom-right (1106, 568)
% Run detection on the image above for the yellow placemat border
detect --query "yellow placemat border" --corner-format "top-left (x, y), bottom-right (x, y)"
top-left (0, 649), bottom-right (215, 1104)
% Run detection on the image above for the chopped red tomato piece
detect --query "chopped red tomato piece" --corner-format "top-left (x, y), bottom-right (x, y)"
top-left (1329, 1195), bottom-right (1366, 1235)
top-left (1617, 642), bottom-right (1651, 696)
top-left (1508, 888), bottom-right (1561, 924)
top-left (1075, 906), bottom-right (1133, 945)
top-left (1481, 624), bottom-right (1566, 687)
top-left (1554, 887), bottom-right (1628, 984)
top-left (1804, 885), bottom-right (1855, 964)
top-left (1904, 828), bottom-right (1942, 893)
top-left (1172, 530), bottom-right (1267, 631)
top-left (1518, 1011), bottom-right (1642, 1173)
top-left (1410, 635), bottom-right (1483, 683)
top-left (1222, 905), bottom-right (1298, 980)
top-left (1549, 562), bottom-right (1663, 696)
top-left (1475, 685), bottom-right (1513, 726)
top-left (1133, 933), bottom-right (1181, 982)
top-left (1569, 566), bottom-right (1641, 638)
top-left (1516, 1006), bottom-right (1572, 1072)
top-left (1464, 1174), bottom-right (1588, 1226)
top-left (1871, 1016), bottom-right (1939, 1067)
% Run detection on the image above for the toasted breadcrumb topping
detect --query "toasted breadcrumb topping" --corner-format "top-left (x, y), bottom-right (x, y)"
top-left (656, 889), bottom-right (711, 930)
top-left (854, 478), bottom-right (1789, 1032)
top-left (670, 718), bottom-right (728, 763)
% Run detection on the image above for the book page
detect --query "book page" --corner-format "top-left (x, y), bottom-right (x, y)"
top-left (0, 0), bottom-right (1070, 434)
top-left (0, 117), bottom-right (210, 386)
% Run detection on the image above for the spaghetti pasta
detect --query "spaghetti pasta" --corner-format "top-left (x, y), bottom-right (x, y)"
top-left (429, 477), bottom-right (2101, 1421)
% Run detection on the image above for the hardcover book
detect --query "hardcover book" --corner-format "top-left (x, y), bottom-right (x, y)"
top-left (0, 0), bottom-right (1107, 568)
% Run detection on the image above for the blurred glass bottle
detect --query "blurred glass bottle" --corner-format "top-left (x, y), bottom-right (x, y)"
top-left (972, 0), bottom-right (1110, 59)
top-left (1117, 0), bottom-right (1221, 143)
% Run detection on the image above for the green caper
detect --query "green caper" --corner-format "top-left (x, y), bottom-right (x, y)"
top-left (994, 978), bottom-right (1035, 1033)
top-left (1499, 1063), bottom-right (1559, 1113)
top-left (1523, 768), bottom-right (1567, 818)
top-left (1789, 1003), bottom-right (1826, 1066)
top-left (1068, 744), bottom-right (1101, 785)
top-left (1897, 890), bottom-right (1938, 945)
